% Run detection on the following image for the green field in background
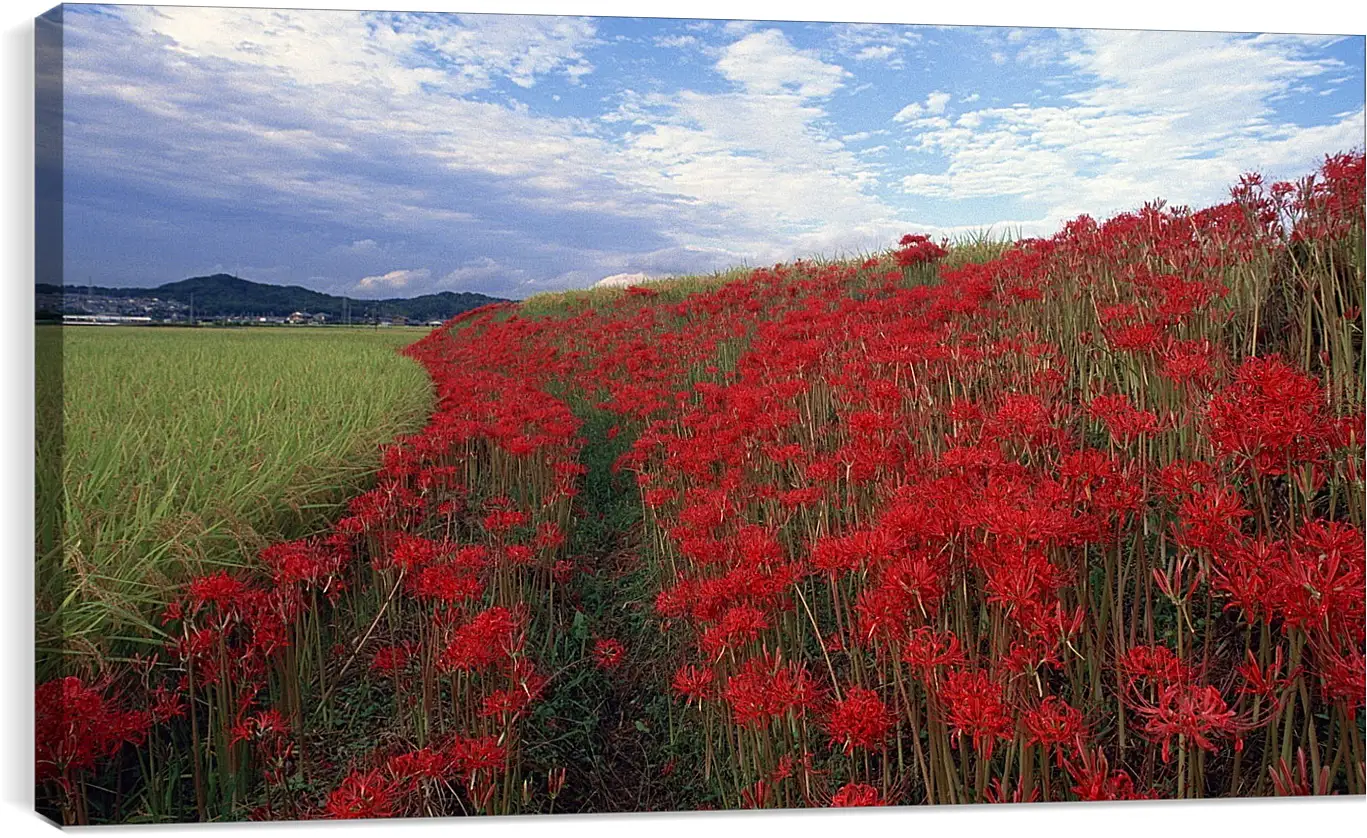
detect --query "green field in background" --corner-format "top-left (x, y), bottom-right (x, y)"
top-left (36, 326), bottom-right (433, 676)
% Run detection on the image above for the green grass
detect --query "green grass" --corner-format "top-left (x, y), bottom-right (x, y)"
top-left (944, 226), bottom-right (1020, 267)
top-left (516, 267), bottom-right (752, 318)
top-left (36, 326), bottom-right (433, 677)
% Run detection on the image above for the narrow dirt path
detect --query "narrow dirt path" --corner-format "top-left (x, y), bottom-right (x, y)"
top-left (522, 409), bottom-right (708, 813)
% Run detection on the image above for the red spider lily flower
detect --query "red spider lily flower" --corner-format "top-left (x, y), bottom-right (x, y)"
top-left (185, 571), bottom-right (249, 613)
top-left (1022, 697), bottom-right (1088, 762)
top-left (939, 670), bottom-right (1014, 760)
top-left (230, 708), bottom-right (290, 746)
top-left (672, 664), bottom-right (716, 704)
top-left (1134, 684), bottom-right (1246, 762)
top-left (1105, 321), bottom-right (1164, 354)
top-left (448, 734), bottom-right (508, 780)
top-left (380, 533), bottom-right (442, 573)
top-left (386, 747), bottom-right (456, 787)
top-left (406, 563), bottom-right (484, 604)
top-left (1156, 459), bottom-right (1218, 504)
top-left (643, 487), bottom-right (677, 509)
top-left (323, 769), bottom-right (397, 819)
top-left (1159, 338), bottom-right (1222, 388)
top-left (830, 782), bottom-right (886, 807)
top-left (35, 677), bottom-right (151, 792)
top-left (900, 627), bottom-right (965, 678)
top-left (503, 544), bottom-right (535, 566)
top-left (1268, 748), bottom-right (1333, 796)
top-left (1312, 642), bottom-right (1366, 713)
top-left (1273, 519), bottom-right (1365, 640)
top-left (592, 638), bottom-right (626, 671)
top-left (1173, 484), bottom-right (1251, 552)
top-left (1064, 746), bottom-right (1155, 801)
top-left (259, 538), bottom-right (347, 591)
top-left (551, 559), bottom-right (575, 584)
top-left (1118, 644), bottom-right (1193, 693)
top-left (1088, 393), bottom-right (1161, 441)
top-left (534, 521), bottom-right (566, 552)
top-left (1206, 355), bottom-right (1332, 476)
top-left (480, 687), bottom-right (535, 721)
top-left (894, 233), bottom-right (949, 268)
top-left (369, 643), bottom-right (414, 676)
top-left (483, 507), bottom-right (530, 535)
top-left (439, 606), bottom-right (523, 673)
top-left (699, 604), bottom-right (770, 657)
top-left (722, 653), bottom-right (818, 728)
top-left (1235, 647), bottom-right (1296, 707)
top-left (654, 579), bottom-right (694, 621)
top-left (826, 687), bottom-right (895, 755)
top-left (148, 684), bottom-right (186, 724)
top-left (452, 544), bottom-right (492, 571)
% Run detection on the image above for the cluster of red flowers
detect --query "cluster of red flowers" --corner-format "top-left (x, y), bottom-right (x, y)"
top-left (578, 152), bottom-right (1361, 807)
top-left (36, 676), bottom-right (151, 818)
top-left (37, 295), bottom-right (591, 822)
top-left (894, 233), bottom-right (949, 269)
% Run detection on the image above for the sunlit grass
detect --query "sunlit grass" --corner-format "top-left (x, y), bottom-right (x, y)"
top-left (944, 226), bottom-right (1021, 267)
top-left (517, 267), bottom-right (753, 318)
top-left (37, 326), bottom-right (433, 677)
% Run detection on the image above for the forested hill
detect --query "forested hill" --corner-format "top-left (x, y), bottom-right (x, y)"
top-left (38, 274), bottom-right (507, 320)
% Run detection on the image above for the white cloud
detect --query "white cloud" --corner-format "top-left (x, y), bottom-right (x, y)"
top-left (60, 10), bottom-right (1362, 298)
top-left (121, 7), bottom-right (597, 95)
top-left (594, 272), bottom-right (657, 287)
top-left (618, 88), bottom-right (889, 244)
top-left (894, 90), bottom-right (951, 123)
top-left (829, 23), bottom-right (921, 69)
top-left (356, 267), bottom-right (430, 291)
top-left (893, 102), bottom-right (923, 122)
top-left (655, 34), bottom-right (700, 49)
top-left (337, 239), bottom-right (379, 255)
top-left (716, 29), bottom-right (849, 98)
top-left (61, 7), bottom-right (688, 243)
top-left (598, 29), bottom-right (913, 265)
top-left (898, 31), bottom-right (1363, 229)
top-left (856, 45), bottom-right (897, 62)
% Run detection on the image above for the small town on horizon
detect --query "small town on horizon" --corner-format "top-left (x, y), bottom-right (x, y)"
top-left (35, 273), bottom-right (506, 327)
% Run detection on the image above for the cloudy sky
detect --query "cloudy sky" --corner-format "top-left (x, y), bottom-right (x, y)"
top-left (58, 4), bottom-right (1364, 299)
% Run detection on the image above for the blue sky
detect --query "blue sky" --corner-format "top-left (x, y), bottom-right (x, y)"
top-left (58, 4), bottom-right (1365, 299)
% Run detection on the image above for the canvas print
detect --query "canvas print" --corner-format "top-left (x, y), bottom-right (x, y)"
top-left (33, 2), bottom-right (1366, 825)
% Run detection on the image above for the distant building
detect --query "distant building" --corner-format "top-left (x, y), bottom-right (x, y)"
top-left (62, 314), bottom-right (153, 326)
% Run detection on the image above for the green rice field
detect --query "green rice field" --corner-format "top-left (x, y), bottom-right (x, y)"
top-left (35, 326), bottom-right (433, 678)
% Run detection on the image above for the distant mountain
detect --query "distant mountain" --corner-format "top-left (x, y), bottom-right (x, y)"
top-left (37, 274), bottom-right (508, 321)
